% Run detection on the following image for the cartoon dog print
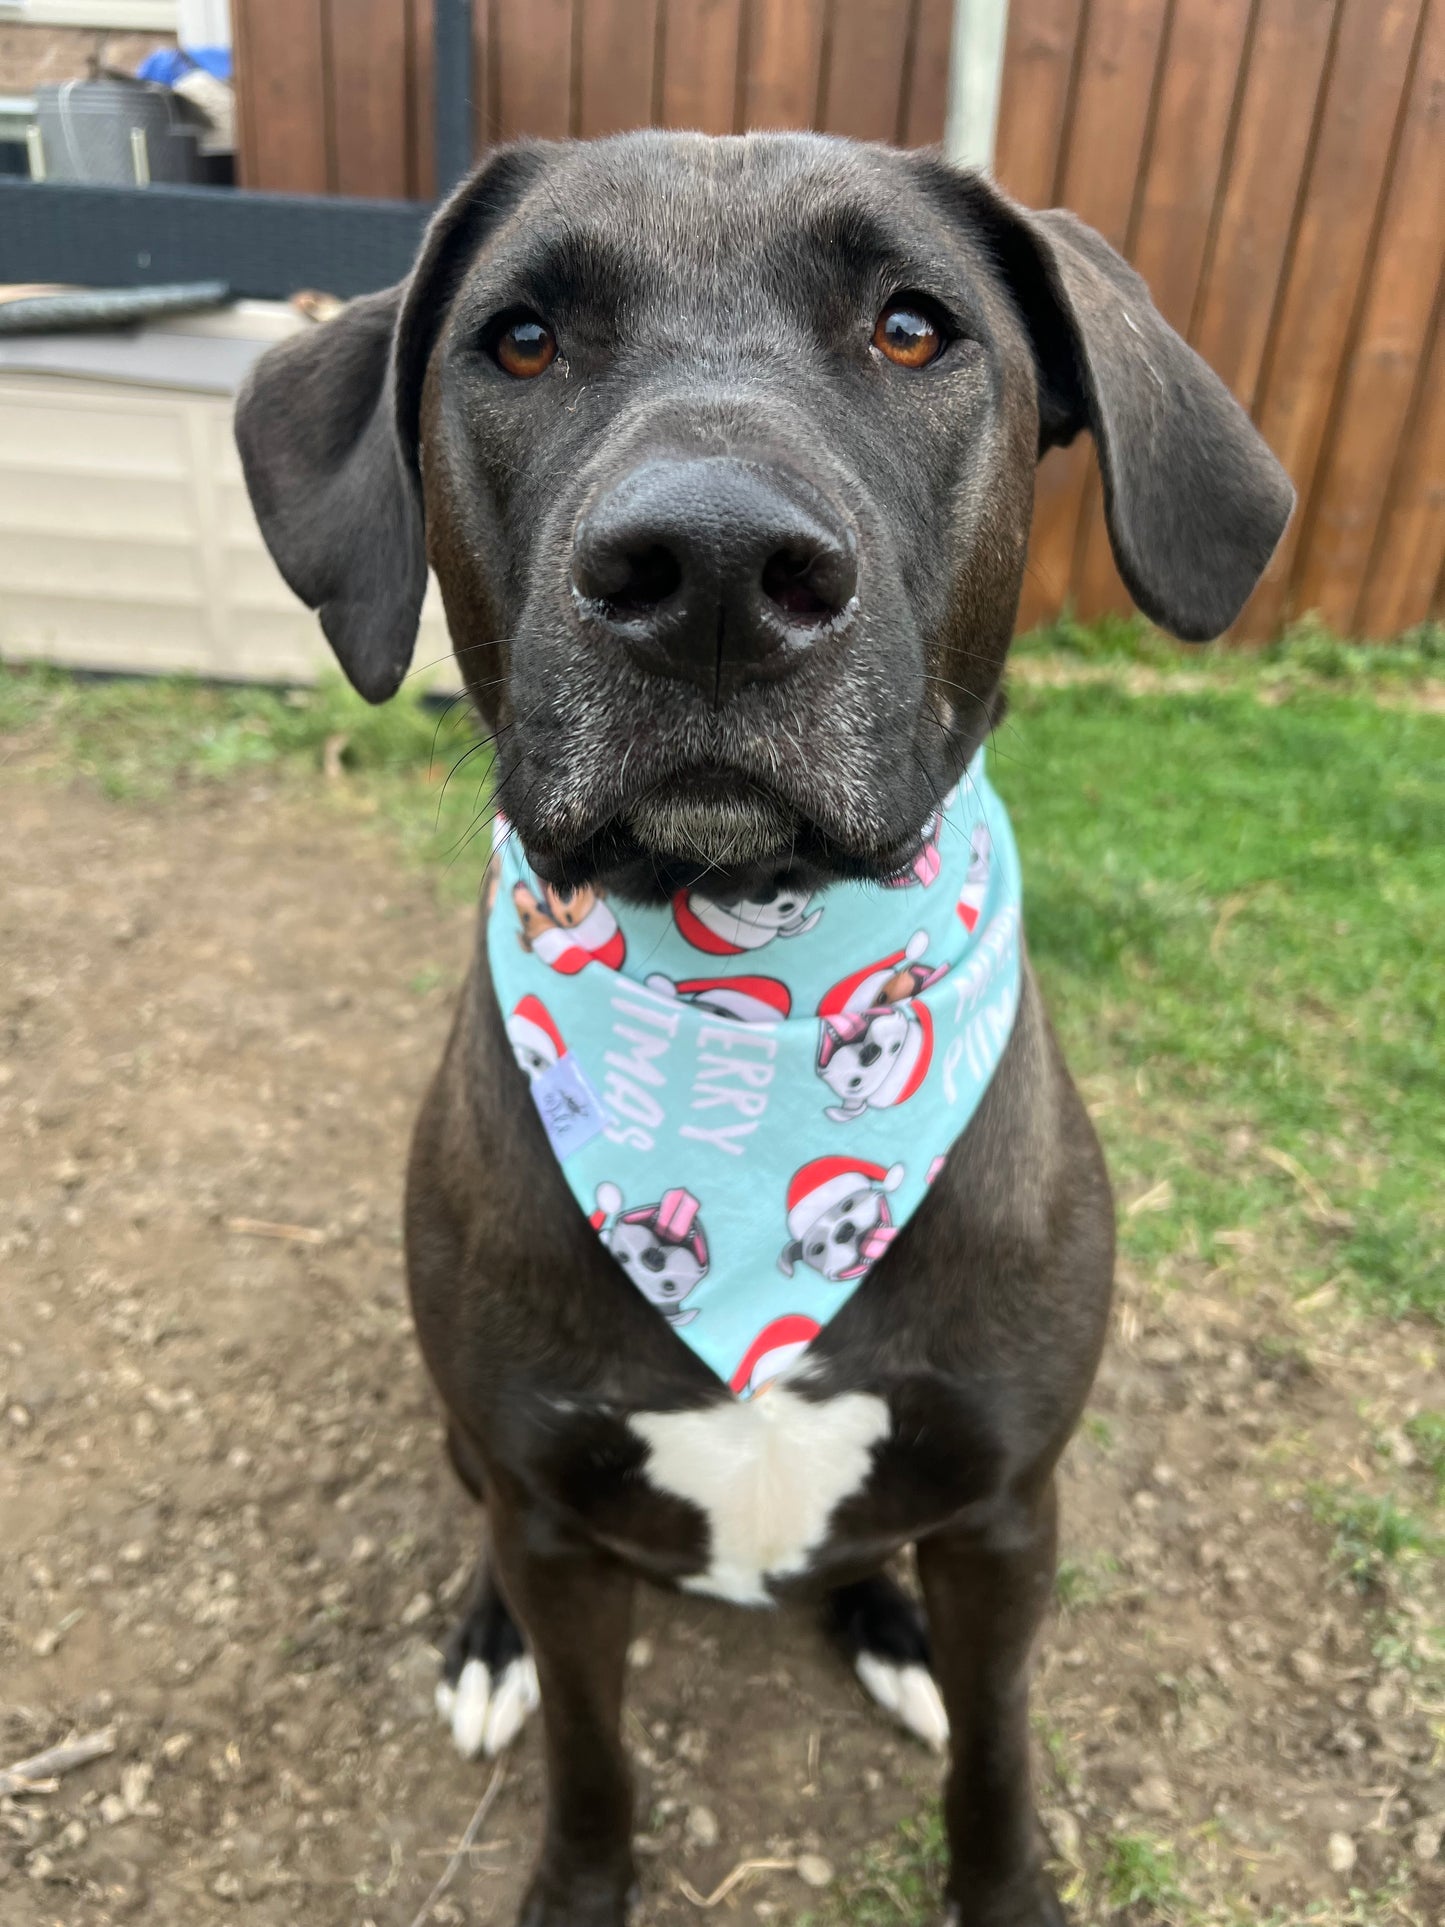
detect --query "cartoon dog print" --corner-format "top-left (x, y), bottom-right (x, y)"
top-left (956, 820), bottom-right (993, 932)
top-left (643, 971), bottom-right (792, 1025)
top-left (815, 932), bottom-right (949, 1122)
top-left (505, 994), bottom-right (566, 1085)
top-left (779, 1156), bottom-right (904, 1282)
top-left (592, 1183), bottom-right (709, 1326)
top-left (883, 805), bottom-right (944, 888)
top-left (513, 879), bottom-right (626, 974)
top-left (671, 879), bottom-right (821, 954)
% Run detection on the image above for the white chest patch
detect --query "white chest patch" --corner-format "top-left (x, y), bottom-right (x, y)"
top-left (631, 1381), bottom-right (891, 1606)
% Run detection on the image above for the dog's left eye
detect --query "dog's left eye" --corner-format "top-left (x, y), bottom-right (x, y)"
top-left (491, 312), bottom-right (557, 380)
top-left (873, 298), bottom-right (945, 369)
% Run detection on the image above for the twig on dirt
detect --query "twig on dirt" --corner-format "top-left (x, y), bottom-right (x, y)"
top-left (405, 1758), bottom-right (506, 1927)
top-left (677, 1857), bottom-right (796, 1908)
top-left (1261, 1147), bottom-right (1353, 1229)
top-left (0, 1727), bottom-right (116, 1796)
top-left (1125, 1178), bottom-right (1174, 1218)
top-left (225, 1216), bottom-right (327, 1246)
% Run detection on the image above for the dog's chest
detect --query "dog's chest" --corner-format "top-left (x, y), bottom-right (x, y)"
top-left (630, 1383), bottom-right (891, 1605)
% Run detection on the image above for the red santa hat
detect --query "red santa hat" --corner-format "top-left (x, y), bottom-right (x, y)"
top-left (619, 1187), bottom-right (709, 1269)
top-left (647, 972), bottom-right (791, 1024)
top-left (507, 994), bottom-right (565, 1067)
top-left (785, 1156), bottom-right (904, 1241)
top-left (729, 1313), bottom-right (821, 1396)
top-left (817, 931), bottom-right (931, 1018)
top-left (670, 889), bottom-right (745, 955)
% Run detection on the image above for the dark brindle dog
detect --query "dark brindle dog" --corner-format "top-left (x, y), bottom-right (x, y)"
top-left (236, 134), bottom-right (1292, 1926)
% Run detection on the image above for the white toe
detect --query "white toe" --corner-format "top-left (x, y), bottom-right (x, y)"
top-left (450, 1657), bottom-right (493, 1759)
top-left (434, 1677), bottom-right (456, 1721)
top-left (856, 1652), bottom-right (949, 1753)
top-left (480, 1654), bottom-right (540, 1757)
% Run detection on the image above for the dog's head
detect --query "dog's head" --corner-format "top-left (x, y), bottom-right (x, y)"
top-left (236, 133), bottom-right (1292, 900)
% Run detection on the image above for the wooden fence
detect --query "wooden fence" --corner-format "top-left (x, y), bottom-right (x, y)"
top-left (234, 0), bottom-right (1445, 639)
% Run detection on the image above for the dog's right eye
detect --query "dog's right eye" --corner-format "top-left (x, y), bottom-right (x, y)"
top-left (490, 312), bottom-right (557, 380)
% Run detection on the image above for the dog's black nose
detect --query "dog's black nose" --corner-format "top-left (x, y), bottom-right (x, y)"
top-left (571, 457), bottom-right (857, 699)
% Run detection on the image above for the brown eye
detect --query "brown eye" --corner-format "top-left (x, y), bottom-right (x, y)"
top-left (873, 300), bottom-right (944, 369)
top-left (494, 314), bottom-right (557, 379)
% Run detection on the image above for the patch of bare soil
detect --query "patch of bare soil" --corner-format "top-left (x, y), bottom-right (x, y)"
top-left (2, 770), bottom-right (1441, 1927)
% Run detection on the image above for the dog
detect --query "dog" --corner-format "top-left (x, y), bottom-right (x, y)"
top-left (236, 132), bottom-right (1292, 1926)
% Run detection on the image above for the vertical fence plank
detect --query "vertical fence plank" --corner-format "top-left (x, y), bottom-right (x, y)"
top-left (494, 0), bottom-right (575, 138)
top-left (1355, 280), bottom-right (1445, 635)
top-left (1291, 2), bottom-right (1445, 630)
top-left (658, 0), bottom-right (745, 130)
top-left (234, 0), bottom-right (331, 193)
top-left (898, 0), bottom-right (954, 144)
top-left (410, 0), bottom-right (439, 196)
top-left (992, 0), bottom-right (1085, 630)
top-left (1188, 0), bottom-right (1340, 407)
top-left (992, 0), bottom-right (1085, 207)
top-left (579, 0), bottom-right (662, 137)
top-left (1024, 0), bottom-right (1171, 628)
top-left (329, 0), bottom-right (412, 197)
top-left (1072, 0), bottom-right (1258, 618)
top-left (1241, 0), bottom-right (1425, 635)
top-left (742, 0), bottom-right (828, 128)
top-left (820, 0), bottom-right (912, 141)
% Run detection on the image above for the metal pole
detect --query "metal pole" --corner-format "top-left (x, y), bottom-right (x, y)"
top-left (945, 0), bottom-right (1010, 174)
top-left (434, 0), bottom-right (475, 198)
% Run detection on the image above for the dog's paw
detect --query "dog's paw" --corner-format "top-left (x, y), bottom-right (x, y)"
top-left (436, 1572), bottom-right (539, 1759)
top-left (435, 1651), bottom-right (540, 1759)
top-left (855, 1649), bottom-right (949, 1752)
top-left (830, 1573), bottom-right (949, 1752)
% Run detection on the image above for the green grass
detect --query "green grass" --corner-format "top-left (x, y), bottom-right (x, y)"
top-left (1055, 1552), bottom-right (1120, 1612)
top-left (0, 664), bottom-right (496, 898)
top-left (1308, 1485), bottom-right (1441, 1593)
top-left (1405, 1412), bottom-right (1445, 1501)
top-left (1103, 1832), bottom-right (1187, 1916)
top-left (990, 660), bottom-right (1444, 1324)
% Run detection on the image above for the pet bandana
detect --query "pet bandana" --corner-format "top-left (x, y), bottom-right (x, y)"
top-left (488, 750), bottom-right (1022, 1398)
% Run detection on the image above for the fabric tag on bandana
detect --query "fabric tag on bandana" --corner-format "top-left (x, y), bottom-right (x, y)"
top-left (530, 1052), bottom-right (610, 1160)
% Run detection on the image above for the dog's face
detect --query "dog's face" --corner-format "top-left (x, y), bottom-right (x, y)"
top-left (786, 1187), bottom-right (889, 1282)
top-left (237, 134), bottom-right (1292, 902)
top-left (819, 1005), bottom-right (913, 1109)
top-left (606, 1220), bottom-right (705, 1310)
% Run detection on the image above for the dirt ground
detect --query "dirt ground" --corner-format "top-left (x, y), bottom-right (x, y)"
top-left (2, 762), bottom-right (1442, 1927)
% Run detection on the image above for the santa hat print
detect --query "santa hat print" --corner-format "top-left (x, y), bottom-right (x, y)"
top-left (785, 1156), bottom-right (904, 1241)
top-left (817, 930), bottom-right (932, 1018)
top-left (647, 972), bottom-right (792, 1024)
top-left (591, 1180), bottom-right (622, 1232)
top-left (729, 1313), bottom-right (821, 1396)
top-left (507, 994), bottom-right (565, 1068)
top-left (619, 1188), bottom-right (709, 1269)
top-left (670, 889), bottom-right (746, 955)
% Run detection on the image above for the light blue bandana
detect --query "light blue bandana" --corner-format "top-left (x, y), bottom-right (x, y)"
top-left (488, 752), bottom-right (1022, 1397)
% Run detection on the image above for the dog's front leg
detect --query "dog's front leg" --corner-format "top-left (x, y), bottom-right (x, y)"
top-left (487, 1474), bottom-right (637, 1927)
top-left (917, 1482), bottom-right (1066, 1927)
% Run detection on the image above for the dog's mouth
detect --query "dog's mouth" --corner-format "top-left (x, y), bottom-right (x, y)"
top-left (515, 755), bottom-right (942, 899)
top-left (619, 767), bottom-right (798, 869)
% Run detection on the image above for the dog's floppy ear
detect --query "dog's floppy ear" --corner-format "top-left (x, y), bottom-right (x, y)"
top-left (235, 145), bottom-right (547, 702)
top-left (952, 173), bottom-right (1295, 640)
